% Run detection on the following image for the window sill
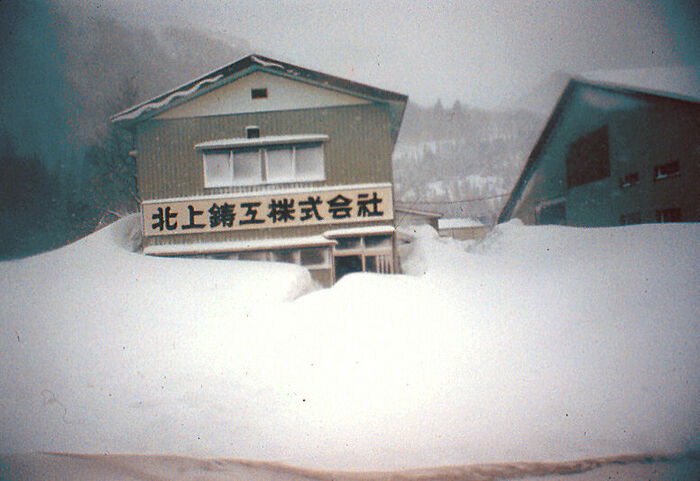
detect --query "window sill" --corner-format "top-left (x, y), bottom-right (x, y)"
top-left (653, 173), bottom-right (680, 182)
top-left (204, 178), bottom-right (326, 190)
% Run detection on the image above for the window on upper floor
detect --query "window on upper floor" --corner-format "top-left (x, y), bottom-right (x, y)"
top-left (566, 126), bottom-right (610, 188)
top-left (619, 172), bottom-right (639, 188)
top-left (251, 88), bottom-right (268, 99)
top-left (199, 135), bottom-right (327, 188)
top-left (246, 126), bottom-right (260, 139)
top-left (653, 161), bottom-right (680, 181)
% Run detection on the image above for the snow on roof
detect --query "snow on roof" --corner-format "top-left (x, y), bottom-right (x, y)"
top-left (195, 134), bottom-right (329, 150)
top-left (112, 54), bottom-right (408, 128)
top-left (116, 75), bottom-right (224, 122)
top-left (581, 66), bottom-right (700, 102)
top-left (323, 225), bottom-right (395, 237)
top-left (144, 235), bottom-right (335, 256)
top-left (438, 218), bottom-right (484, 229)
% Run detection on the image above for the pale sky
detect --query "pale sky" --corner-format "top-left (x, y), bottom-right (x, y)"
top-left (51, 0), bottom-right (700, 108)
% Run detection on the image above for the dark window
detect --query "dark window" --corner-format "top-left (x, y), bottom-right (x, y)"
top-left (535, 199), bottom-right (566, 225)
top-left (246, 126), bottom-right (260, 139)
top-left (335, 236), bottom-right (361, 250)
top-left (620, 212), bottom-right (642, 225)
top-left (273, 249), bottom-right (296, 263)
top-left (335, 255), bottom-right (362, 281)
top-left (364, 235), bottom-right (392, 249)
top-left (300, 248), bottom-right (327, 267)
top-left (566, 126), bottom-right (610, 188)
top-left (656, 208), bottom-right (682, 223)
top-left (653, 161), bottom-right (680, 181)
top-left (619, 172), bottom-right (639, 188)
top-left (251, 88), bottom-right (268, 99)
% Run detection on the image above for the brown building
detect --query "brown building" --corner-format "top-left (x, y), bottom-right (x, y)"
top-left (498, 77), bottom-right (700, 226)
top-left (112, 54), bottom-right (408, 285)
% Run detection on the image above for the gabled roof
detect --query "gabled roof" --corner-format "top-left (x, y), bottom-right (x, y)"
top-left (582, 66), bottom-right (700, 103)
top-left (498, 77), bottom-right (700, 224)
top-left (111, 54), bottom-right (408, 140)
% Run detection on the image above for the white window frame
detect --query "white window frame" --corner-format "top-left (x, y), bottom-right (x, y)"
top-left (199, 135), bottom-right (327, 188)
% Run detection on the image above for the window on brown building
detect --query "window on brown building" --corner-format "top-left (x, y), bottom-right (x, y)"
top-left (619, 172), bottom-right (639, 188)
top-left (653, 161), bottom-right (680, 181)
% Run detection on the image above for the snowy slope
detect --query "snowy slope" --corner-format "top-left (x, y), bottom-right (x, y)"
top-left (1, 215), bottom-right (698, 473)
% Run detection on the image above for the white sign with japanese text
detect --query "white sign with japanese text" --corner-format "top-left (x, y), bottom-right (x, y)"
top-left (142, 184), bottom-right (393, 237)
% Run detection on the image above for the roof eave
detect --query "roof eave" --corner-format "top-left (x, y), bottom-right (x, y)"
top-left (112, 53), bottom-right (408, 128)
top-left (497, 79), bottom-right (579, 223)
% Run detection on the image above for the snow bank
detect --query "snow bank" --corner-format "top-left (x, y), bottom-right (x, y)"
top-left (0, 215), bottom-right (315, 456)
top-left (1, 216), bottom-right (698, 472)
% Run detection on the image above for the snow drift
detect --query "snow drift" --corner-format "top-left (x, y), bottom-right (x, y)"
top-left (0, 215), bottom-right (698, 472)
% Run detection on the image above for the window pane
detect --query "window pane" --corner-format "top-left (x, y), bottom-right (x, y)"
top-left (335, 255), bottom-right (362, 281)
top-left (365, 256), bottom-right (378, 272)
top-left (300, 247), bottom-right (327, 267)
top-left (238, 250), bottom-right (268, 261)
top-left (366, 255), bottom-right (393, 274)
top-left (272, 249), bottom-right (297, 264)
top-left (335, 236), bottom-right (361, 250)
top-left (233, 149), bottom-right (262, 184)
top-left (365, 235), bottom-right (392, 249)
top-left (295, 144), bottom-right (325, 181)
top-left (203, 151), bottom-right (232, 187)
top-left (251, 88), bottom-right (268, 99)
top-left (653, 161), bottom-right (680, 180)
top-left (266, 147), bottom-right (294, 182)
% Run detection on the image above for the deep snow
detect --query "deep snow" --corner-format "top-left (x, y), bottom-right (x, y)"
top-left (1, 215), bottom-right (698, 472)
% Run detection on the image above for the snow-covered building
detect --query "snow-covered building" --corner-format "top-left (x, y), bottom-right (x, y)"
top-left (437, 217), bottom-right (489, 240)
top-left (112, 54), bottom-right (408, 285)
top-left (395, 207), bottom-right (442, 230)
top-left (498, 76), bottom-right (700, 226)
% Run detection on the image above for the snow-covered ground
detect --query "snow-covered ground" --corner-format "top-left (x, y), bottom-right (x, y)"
top-left (1, 215), bottom-right (699, 478)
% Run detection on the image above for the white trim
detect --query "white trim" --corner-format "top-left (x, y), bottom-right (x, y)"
top-left (324, 225), bottom-right (395, 238)
top-left (144, 235), bottom-right (336, 257)
top-left (195, 134), bottom-right (329, 150)
top-left (142, 182), bottom-right (393, 205)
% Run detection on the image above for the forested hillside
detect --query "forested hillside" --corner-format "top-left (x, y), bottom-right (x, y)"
top-left (394, 102), bottom-right (544, 221)
top-left (0, 1), bottom-right (247, 258)
top-left (1, 0), bottom-right (545, 257)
